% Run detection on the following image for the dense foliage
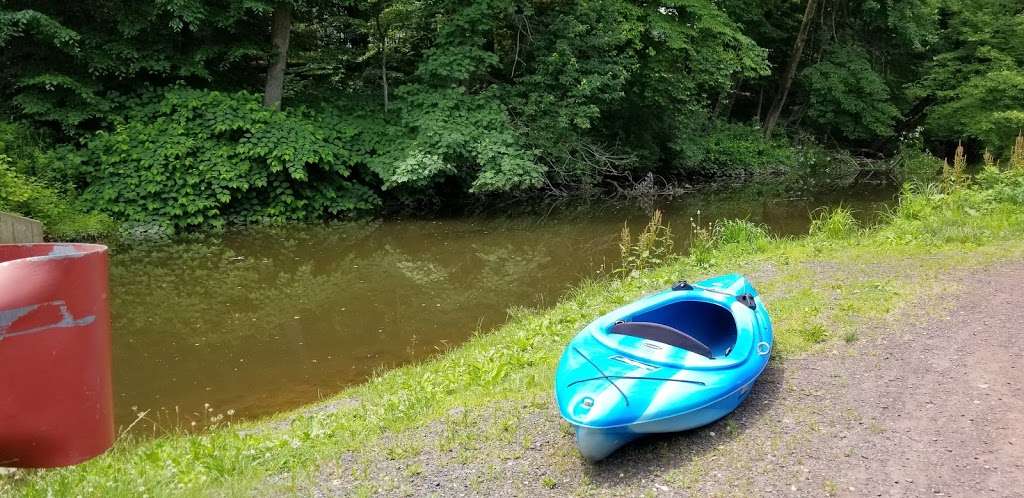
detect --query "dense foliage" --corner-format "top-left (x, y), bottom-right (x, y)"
top-left (67, 88), bottom-right (379, 230)
top-left (2, 0), bottom-right (1023, 233)
top-left (0, 123), bottom-right (113, 238)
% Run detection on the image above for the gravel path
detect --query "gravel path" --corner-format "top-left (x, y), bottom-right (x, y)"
top-left (805, 264), bottom-right (1024, 497)
top-left (313, 263), bottom-right (1024, 497)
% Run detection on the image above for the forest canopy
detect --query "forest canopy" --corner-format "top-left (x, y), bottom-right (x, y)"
top-left (1, 0), bottom-right (1023, 232)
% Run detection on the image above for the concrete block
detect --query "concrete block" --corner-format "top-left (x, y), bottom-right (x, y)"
top-left (0, 212), bottom-right (44, 243)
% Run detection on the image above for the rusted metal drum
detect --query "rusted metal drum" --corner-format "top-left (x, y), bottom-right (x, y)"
top-left (0, 244), bottom-right (114, 468)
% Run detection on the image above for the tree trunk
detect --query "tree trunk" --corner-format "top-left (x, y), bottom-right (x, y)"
top-left (756, 87), bottom-right (764, 124)
top-left (376, 14), bottom-right (389, 113)
top-left (763, 0), bottom-right (819, 138)
top-left (263, 4), bottom-right (292, 110)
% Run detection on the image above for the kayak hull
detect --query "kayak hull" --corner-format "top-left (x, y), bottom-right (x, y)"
top-left (554, 274), bottom-right (772, 461)
top-left (573, 373), bottom-right (759, 461)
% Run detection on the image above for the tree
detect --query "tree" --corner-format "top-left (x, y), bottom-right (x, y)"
top-left (800, 45), bottom-right (900, 140)
top-left (763, 0), bottom-right (818, 138)
top-left (1, 1), bottom-right (271, 132)
top-left (913, 0), bottom-right (1024, 155)
top-left (263, 3), bottom-right (293, 109)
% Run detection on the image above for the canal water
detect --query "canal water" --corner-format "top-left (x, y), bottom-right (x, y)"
top-left (108, 189), bottom-right (893, 433)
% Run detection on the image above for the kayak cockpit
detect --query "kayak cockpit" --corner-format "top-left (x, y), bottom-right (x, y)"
top-left (590, 291), bottom-right (757, 370)
top-left (627, 300), bottom-right (738, 358)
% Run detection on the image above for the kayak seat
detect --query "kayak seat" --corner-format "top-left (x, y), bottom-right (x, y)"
top-left (610, 321), bottom-right (714, 359)
top-left (629, 300), bottom-right (738, 357)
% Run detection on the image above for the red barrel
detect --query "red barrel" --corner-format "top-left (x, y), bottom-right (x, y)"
top-left (0, 244), bottom-right (114, 468)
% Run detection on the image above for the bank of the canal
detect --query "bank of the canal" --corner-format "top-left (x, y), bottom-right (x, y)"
top-left (4, 174), bottom-right (1024, 497)
top-left (106, 188), bottom-right (892, 432)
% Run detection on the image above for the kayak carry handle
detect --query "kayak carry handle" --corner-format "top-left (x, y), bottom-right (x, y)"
top-left (737, 293), bottom-right (757, 310)
top-left (610, 321), bottom-right (714, 359)
top-left (672, 279), bottom-right (757, 311)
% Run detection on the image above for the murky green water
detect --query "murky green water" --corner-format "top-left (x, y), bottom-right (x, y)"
top-left (109, 189), bottom-right (893, 433)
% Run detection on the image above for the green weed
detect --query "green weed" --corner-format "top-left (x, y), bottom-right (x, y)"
top-left (405, 463), bottom-right (423, 477)
top-left (688, 210), bottom-right (716, 268)
top-left (823, 479), bottom-right (838, 496)
top-left (665, 463), bottom-right (704, 490)
top-left (383, 442), bottom-right (422, 461)
top-left (1012, 133), bottom-right (1024, 170)
top-left (809, 206), bottom-right (859, 239)
top-left (941, 143), bottom-right (969, 190)
top-left (797, 323), bottom-right (829, 344)
top-left (617, 209), bottom-right (674, 277)
top-left (714, 219), bottom-right (772, 249)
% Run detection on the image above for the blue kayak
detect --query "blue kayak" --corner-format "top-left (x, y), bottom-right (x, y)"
top-left (554, 274), bottom-right (773, 461)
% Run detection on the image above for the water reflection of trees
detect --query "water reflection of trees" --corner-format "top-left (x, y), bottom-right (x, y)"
top-left (109, 189), bottom-right (894, 348)
top-left (110, 223), bottom-right (576, 347)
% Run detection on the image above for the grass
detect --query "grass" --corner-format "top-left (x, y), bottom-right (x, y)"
top-left (5, 169), bottom-right (1024, 497)
top-left (808, 206), bottom-right (858, 239)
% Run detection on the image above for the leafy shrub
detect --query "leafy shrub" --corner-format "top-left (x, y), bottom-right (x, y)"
top-left (61, 87), bottom-right (548, 230)
top-left (809, 207), bottom-right (859, 239)
top-left (0, 121), bottom-right (114, 239)
top-left (0, 121), bottom-right (50, 174)
top-left (671, 121), bottom-right (796, 176)
top-left (354, 86), bottom-right (544, 194)
top-left (892, 144), bottom-right (943, 185)
top-left (925, 70), bottom-right (1024, 155)
top-left (800, 46), bottom-right (900, 140)
top-left (0, 154), bottom-right (114, 240)
top-left (977, 166), bottom-right (1024, 205)
top-left (64, 88), bottom-right (380, 230)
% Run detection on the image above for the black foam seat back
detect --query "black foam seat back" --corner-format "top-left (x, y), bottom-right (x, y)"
top-left (610, 321), bottom-right (714, 359)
